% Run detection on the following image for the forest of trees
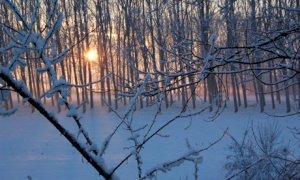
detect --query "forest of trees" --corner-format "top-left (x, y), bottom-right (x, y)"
top-left (0, 0), bottom-right (299, 114)
top-left (0, 0), bottom-right (299, 179)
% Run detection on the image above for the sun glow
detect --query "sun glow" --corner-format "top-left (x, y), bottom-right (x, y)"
top-left (85, 49), bottom-right (98, 62)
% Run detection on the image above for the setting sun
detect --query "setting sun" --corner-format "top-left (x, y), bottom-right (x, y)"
top-left (85, 49), bottom-right (98, 62)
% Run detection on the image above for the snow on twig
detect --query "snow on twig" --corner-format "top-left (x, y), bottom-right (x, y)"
top-left (123, 73), bottom-right (150, 119)
top-left (142, 128), bottom-right (227, 179)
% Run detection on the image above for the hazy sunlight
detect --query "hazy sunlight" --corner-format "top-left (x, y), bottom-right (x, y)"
top-left (85, 49), bottom-right (98, 62)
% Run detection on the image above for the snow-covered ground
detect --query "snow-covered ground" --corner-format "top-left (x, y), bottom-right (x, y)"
top-left (0, 101), bottom-right (299, 180)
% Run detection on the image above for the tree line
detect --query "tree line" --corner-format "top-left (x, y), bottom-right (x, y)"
top-left (0, 0), bottom-right (299, 114)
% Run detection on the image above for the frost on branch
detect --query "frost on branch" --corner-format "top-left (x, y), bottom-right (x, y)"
top-left (225, 124), bottom-right (296, 179)
top-left (198, 34), bottom-right (219, 81)
top-left (66, 104), bottom-right (78, 117)
top-left (43, 77), bottom-right (70, 100)
top-left (123, 73), bottom-right (150, 119)
top-left (143, 151), bottom-right (203, 179)
top-left (141, 130), bottom-right (227, 179)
